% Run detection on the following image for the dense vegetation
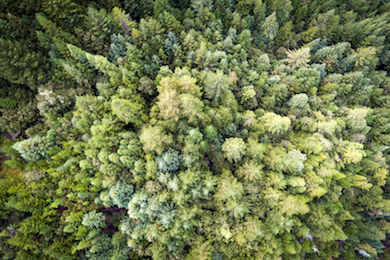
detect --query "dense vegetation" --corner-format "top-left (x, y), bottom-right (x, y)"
top-left (1, 0), bottom-right (390, 259)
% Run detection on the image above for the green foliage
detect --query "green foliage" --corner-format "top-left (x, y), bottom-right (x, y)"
top-left (156, 147), bottom-right (181, 172)
top-left (1, 1), bottom-right (390, 260)
top-left (288, 93), bottom-right (309, 108)
top-left (82, 210), bottom-right (106, 229)
top-left (67, 44), bottom-right (118, 75)
top-left (123, 0), bottom-right (154, 20)
top-left (186, 236), bottom-right (214, 260)
top-left (111, 98), bottom-right (145, 127)
top-left (12, 136), bottom-right (52, 162)
top-left (111, 7), bottom-right (136, 35)
top-left (139, 124), bottom-right (173, 155)
top-left (109, 180), bottom-right (134, 208)
top-left (0, 38), bottom-right (48, 89)
top-left (85, 7), bottom-right (115, 40)
top-left (260, 112), bottom-right (291, 134)
top-left (0, 98), bottom-right (18, 109)
top-left (260, 12), bottom-right (279, 43)
top-left (287, 149), bottom-right (307, 173)
top-left (41, 0), bottom-right (81, 27)
top-left (221, 138), bottom-right (246, 163)
top-left (204, 70), bottom-right (233, 103)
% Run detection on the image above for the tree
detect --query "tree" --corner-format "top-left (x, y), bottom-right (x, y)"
top-left (288, 93), bottom-right (309, 108)
top-left (287, 149), bottom-right (307, 173)
top-left (85, 7), bottom-right (115, 40)
top-left (111, 98), bottom-right (145, 127)
top-left (260, 12), bottom-right (279, 43)
top-left (109, 181), bottom-right (134, 208)
top-left (260, 112), bottom-right (291, 134)
top-left (156, 147), bottom-right (181, 172)
top-left (284, 47), bottom-right (310, 71)
top-left (67, 44), bottom-right (118, 75)
top-left (221, 137), bottom-right (246, 163)
top-left (203, 70), bottom-right (233, 103)
top-left (214, 170), bottom-right (245, 203)
top-left (236, 160), bottom-right (264, 182)
top-left (179, 94), bottom-right (205, 124)
top-left (139, 125), bottom-right (173, 155)
top-left (111, 7), bottom-right (136, 35)
top-left (185, 236), bottom-right (214, 260)
top-left (12, 136), bottom-right (52, 162)
top-left (82, 210), bottom-right (106, 229)
top-left (240, 85), bottom-right (256, 104)
top-left (0, 38), bottom-right (48, 89)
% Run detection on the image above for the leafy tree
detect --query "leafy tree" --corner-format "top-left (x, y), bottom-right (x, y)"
top-left (1, 1), bottom-right (390, 260)
top-left (85, 7), bottom-right (115, 40)
top-left (186, 236), bottom-right (214, 260)
top-left (288, 93), bottom-right (309, 108)
top-left (284, 47), bottom-right (310, 70)
top-left (156, 148), bottom-right (181, 172)
top-left (109, 180), bottom-right (134, 208)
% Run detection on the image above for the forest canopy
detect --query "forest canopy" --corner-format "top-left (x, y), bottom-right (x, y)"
top-left (1, 0), bottom-right (390, 259)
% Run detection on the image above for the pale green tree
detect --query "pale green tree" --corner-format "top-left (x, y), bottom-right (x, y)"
top-left (139, 125), bottom-right (173, 155)
top-left (260, 112), bottom-right (291, 134)
top-left (203, 70), bottom-right (232, 103)
top-left (221, 137), bottom-right (246, 163)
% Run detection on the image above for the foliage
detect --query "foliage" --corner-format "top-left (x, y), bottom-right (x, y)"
top-left (12, 136), bottom-right (52, 162)
top-left (1, 1), bottom-right (390, 260)
top-left (285, 47), bottom-right (310, 70)
top-left (221, 138), bottom-right (246, 163)
top-left (0, 38), bottom-right (48, 89)
top-left (203, 70), bottom-right (233, 103)
top-left (109, 180), bottom-right (134, 208)
top-left (156, 147), bottom-right (181, 172)
top-left (82, 210), bottom-right (106, 229)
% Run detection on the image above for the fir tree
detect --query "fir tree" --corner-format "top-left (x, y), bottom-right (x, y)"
top-left (0, 38), bottom-right (48, 89)
top-left (203, 70), bottom-right (233, 103)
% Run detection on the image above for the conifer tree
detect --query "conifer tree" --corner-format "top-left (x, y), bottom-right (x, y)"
top-left (259, 12), bottom-right (279, 43)
top-left (203, 70), bottom-right (233, 103)
top-left (0, 38), bottom-right (48, 89)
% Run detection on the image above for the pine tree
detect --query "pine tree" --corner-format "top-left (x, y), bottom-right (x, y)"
top-left (266, 0), bottom-right (293, 26)
top-left (284, 47), bottom-right (310, 70)
top-left (259, 12), bottom-right (279, 43)
top-left (203, 70), bottom-right (233, 103)
top-left (41, 0), bottom-right (81, 27)
top-left (111, 7), bottom-right (136, 35)
top-left (85, 7), bottom-right (116, 41)
top-left (221, 137), bottom-right (246, 163)
top-left (139, 125), bottom-right (173, 155)
top-left (111, 98), bottom-right (145, 127)
top-left (12, 136), bottom-right (52, 162)
top-left (82, 210), bottom-right (106, 229)
top-left (260, 112), bottom-right (291, 134)
top-left (123, 0), bottom-right (154, 20)
top-left (0, 38), bottom-right (48, 89)
top-left (185, 236), bottom-right (214, 260)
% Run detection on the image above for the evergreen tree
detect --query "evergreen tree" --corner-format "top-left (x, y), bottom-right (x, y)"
top-left (203, 70), bottom-right (233, 103)
top-left (0, 38), bottom-right (48, 89)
